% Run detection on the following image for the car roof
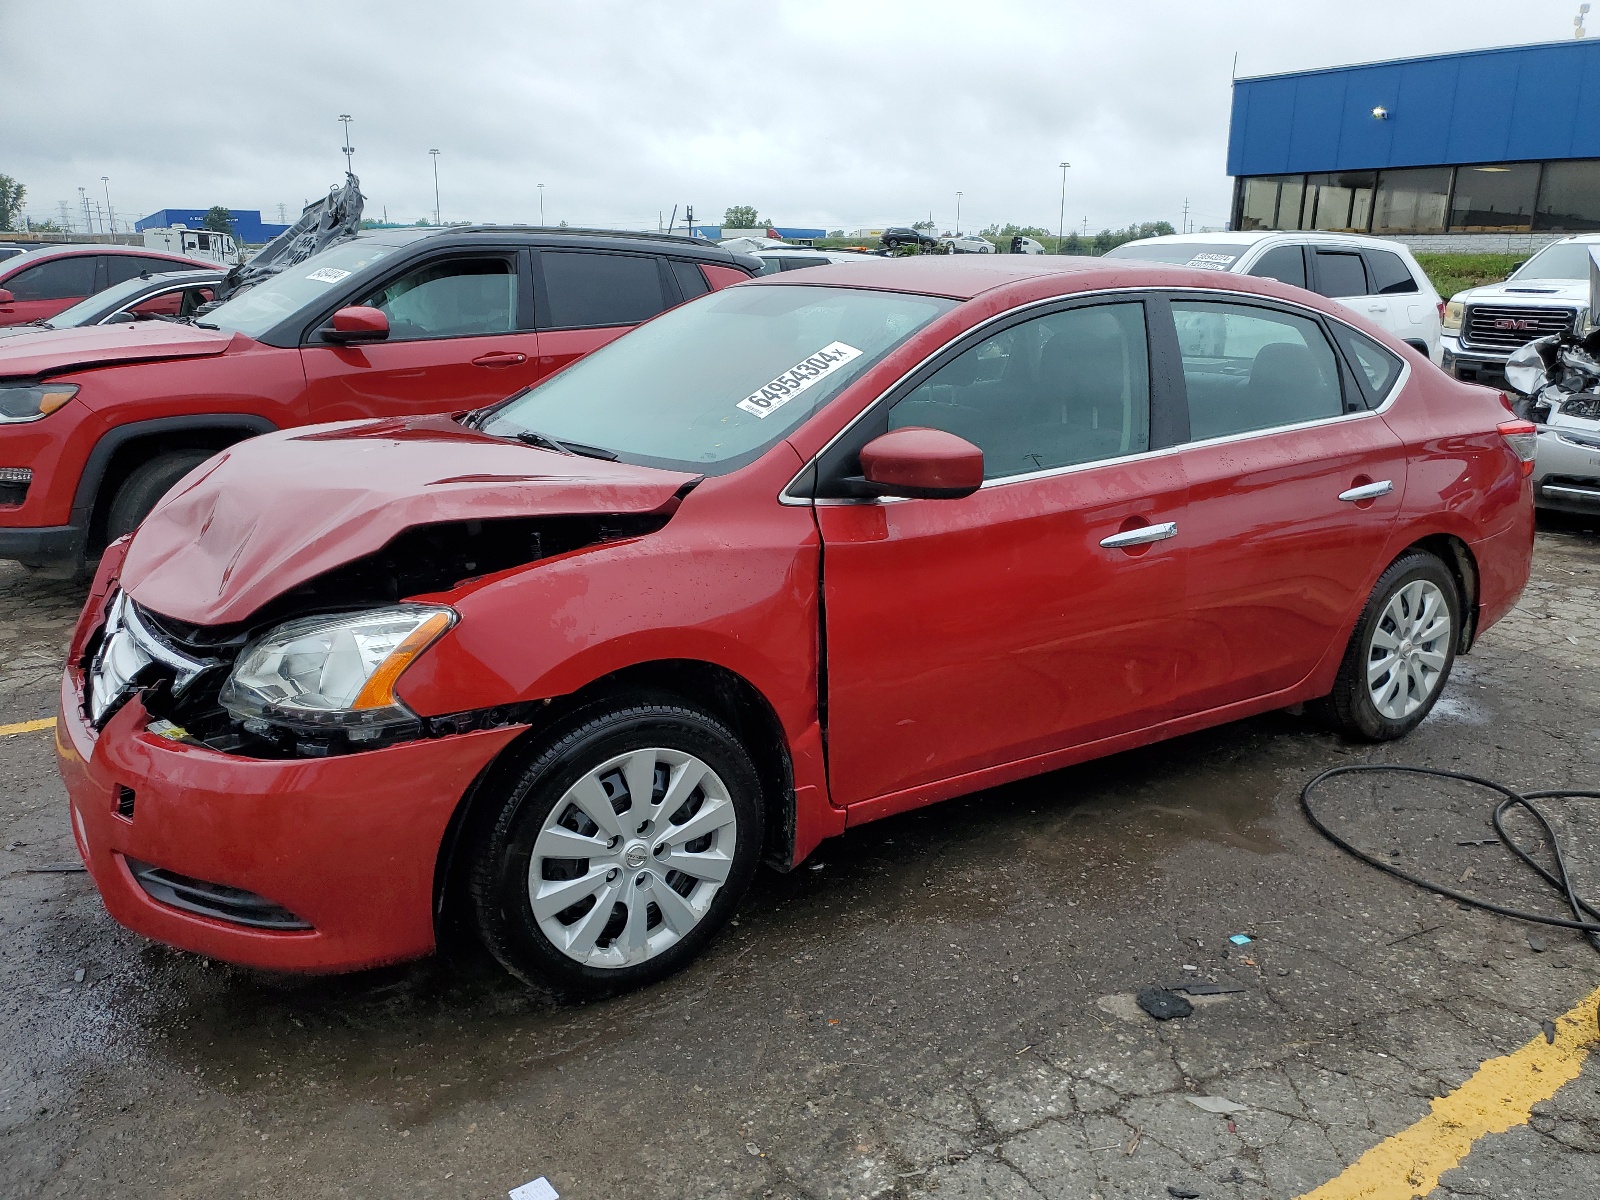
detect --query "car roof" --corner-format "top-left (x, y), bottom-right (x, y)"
top-left (742, 254), bottom-right (1201, 299)
top-left (1122, 230), bottom-right (1418, 253)
top-left (356, 225), bottom-right (753, 263)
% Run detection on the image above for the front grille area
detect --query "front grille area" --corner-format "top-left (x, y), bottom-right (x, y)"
top-left (126, 857), bottom-right (312, 930)
top-left (1463, 304), bottom-right (1576, 350)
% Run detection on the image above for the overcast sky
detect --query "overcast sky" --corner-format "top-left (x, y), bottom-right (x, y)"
top-left (2, 1), bottom-right (1589, 238)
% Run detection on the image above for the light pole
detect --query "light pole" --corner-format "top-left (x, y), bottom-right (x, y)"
top-left (430, 149), bottom-right (441, 226)
top-left (537, 182), bottom-right (545, 226)
top-left (339, 114), bottom-right (355, 174)
top-left (101, 176), bottom-right (115, 234)
top-left (955, 191), bottom-right (962, 235)
top-left (1057, 162), bottom-right (1071, 253)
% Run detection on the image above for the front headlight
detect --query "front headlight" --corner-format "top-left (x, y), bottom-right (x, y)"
top-left (220, 606), bottom-right (455, 735)
top-left (0, 382), bottom-right (77, 424)
top-left (1442, 299), bottom-right (1465, 335)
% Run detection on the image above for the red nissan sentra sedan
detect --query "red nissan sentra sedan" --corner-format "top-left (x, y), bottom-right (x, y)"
top-left (57, 256), bottom-right (1535, 993)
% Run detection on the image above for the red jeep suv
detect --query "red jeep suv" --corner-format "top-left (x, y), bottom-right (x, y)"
top-left (0, 228), bottom-right (756, 568)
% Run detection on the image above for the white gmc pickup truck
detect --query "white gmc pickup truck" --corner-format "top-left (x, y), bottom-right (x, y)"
top-left (1442, 234), bottom-right (1600, 388)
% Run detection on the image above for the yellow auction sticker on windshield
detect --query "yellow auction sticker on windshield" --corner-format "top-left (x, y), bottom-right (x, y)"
top-left (737, 342), bottom-right (863, 419)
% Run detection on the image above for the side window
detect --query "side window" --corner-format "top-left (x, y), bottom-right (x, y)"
top-left (1247, 245), bottom-right (1306, 289)
top-left (105, 256), bottom-right (175, 286)
top-left (1363, 249), bottom-right (1419, 295)
top-left (670, 260), bottom-right (710, 300)
top-left (539, 251), bottom-right (667, 329)
top-left (1312, 251), bottom-right (1369, 298)
top-left (356, 256), bottom-right (515, 340)
top-left (6, 256), bottom-right (98, 301)
top-left (756, 257), bottom-right (784, 276)
top-left (1329, 323), bottom-right (1403, 401)
top-left (780, 257), bottom-right (825, 272)
top-left (1173, 301), bottom-right (1345, 439)
top-left (888, 302), bottom-right (1150, 480)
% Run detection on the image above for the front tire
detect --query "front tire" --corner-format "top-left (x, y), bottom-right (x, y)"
top-left (104, 450), bottom-right (211, 542)
top-left (470, 702), bottom-right (764, 995)
top-left (1321, 551), bottom-right (1460, 741)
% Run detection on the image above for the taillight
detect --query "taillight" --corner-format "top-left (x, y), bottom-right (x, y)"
top-left (1498, 419), bottom-right (1538, 476)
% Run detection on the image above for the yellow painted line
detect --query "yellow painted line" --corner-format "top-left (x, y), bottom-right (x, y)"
top-left (0, 716), bottom-right (56, 738)
top-left (1296, 982), bottom-right (1600, 1200)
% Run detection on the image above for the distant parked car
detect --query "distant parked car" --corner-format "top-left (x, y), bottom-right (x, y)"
top-left (1437, 235), bottom-right (1600, 389)
top-left (0, 269), bottom-right (222, 340)
top-left (1010, 236), bottom-right (1045, 255)
top-left (0, 228), bottom-right (758, 570)
top-left (0, 245), bottom-right (216, 327)
top-left (880, 227), bottom-right (940, 252)
top-left (750, 248), bottom-right (876, 274)
top-left (941, 234), bottom-right (994, 254)
top-left (1104, 231), bottom-right (1443, 360)
top-left (0, 243), bottom-right (32, 263)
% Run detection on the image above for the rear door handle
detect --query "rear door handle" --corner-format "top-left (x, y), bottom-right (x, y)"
top-left (1338, 480), bottom-right (1393, 502)
top-left (472, 352), bottom-right (528, 368)
top-left (1099, 521), bottom-right (1178, 549)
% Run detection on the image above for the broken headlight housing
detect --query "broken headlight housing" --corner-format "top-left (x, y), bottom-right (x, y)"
top-left (0, 382), bottom-right (77, 424)
top-left (219, 606), bottom-right (455, 737)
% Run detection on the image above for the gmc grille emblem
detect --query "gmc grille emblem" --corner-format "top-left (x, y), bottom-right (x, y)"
top-left (1494, 318), bottom-right (1535, 330)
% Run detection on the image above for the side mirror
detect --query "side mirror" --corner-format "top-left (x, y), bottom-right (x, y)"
top-left (104, 312), bottom-right (136, 324)
top-left (858, 427), bottom-right (984, 499)
top-left (323, 305), bottom-right (390, 344)
top-left (0, 289), bottom-right (13, 305)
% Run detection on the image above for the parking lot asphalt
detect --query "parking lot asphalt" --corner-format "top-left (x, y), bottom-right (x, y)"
top-left (2, 528), bottom-right (1598, 1200)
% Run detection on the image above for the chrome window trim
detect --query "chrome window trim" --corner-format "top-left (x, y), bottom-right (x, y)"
top-left (105, 282), bottom-right (213, 322)
top-left (779, 284), bottom-right (1411, 505)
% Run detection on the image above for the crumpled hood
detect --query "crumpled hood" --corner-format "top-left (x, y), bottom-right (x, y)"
top-left (120, 415), bottom-right (698, 626)
top-left (1464, 279), bottom-right (1589, 305)
top-left (0, 320), bottom-right (236, 379)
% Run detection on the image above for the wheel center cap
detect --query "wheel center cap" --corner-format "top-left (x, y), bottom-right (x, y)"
top-left (1400, 639), bottom-right (1414, 656)
top-left (623, 842), bottom-right (649, 869)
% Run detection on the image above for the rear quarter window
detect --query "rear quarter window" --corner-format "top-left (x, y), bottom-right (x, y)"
top-left (1329, 323), bottom-right (1404, 403)
top-left (1363, 249), bottom-right (1420, 295)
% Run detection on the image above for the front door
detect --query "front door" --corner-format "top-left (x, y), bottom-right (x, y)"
top-left (301, 251), bottom-right (544, 422)
top-left (0, 255), bottom-right (101, 325)
top-left (817, 299), bottom-right (1188, 808)
top-left (1166, 297), bottom-right (1408, 714)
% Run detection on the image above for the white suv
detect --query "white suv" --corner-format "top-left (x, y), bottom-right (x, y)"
top-left (1103, 231), bottom-right (1443, 360)
top-left (1439, 234), bottom-right (1600, 390)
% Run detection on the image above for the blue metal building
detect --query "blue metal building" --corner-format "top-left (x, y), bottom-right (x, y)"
top-left (1228, 40), bottom-right (1600, 234)
top-left (135, 209), bottom-right (291, 244)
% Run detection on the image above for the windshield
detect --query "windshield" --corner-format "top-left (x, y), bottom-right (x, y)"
top-left (481, 284), bottom-right (955, 473)
top-left (197, 240), bottom-right (394, 338)
top-left (1510, 241), bottom-right (1599, 282)
top-left (1101, 242), bottom-right (1245, 271)
top-left (44, 273), bottom-right (205, 328)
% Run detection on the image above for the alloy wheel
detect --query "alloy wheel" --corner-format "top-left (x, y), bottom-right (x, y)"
top-left (528, 747), bottom-right (737, 969)
top-left (1366, 579), bottom-right (1452, 721)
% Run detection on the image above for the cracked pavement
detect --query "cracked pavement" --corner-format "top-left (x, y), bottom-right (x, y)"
top-left (2, 525), bottom-right (1598, 1200)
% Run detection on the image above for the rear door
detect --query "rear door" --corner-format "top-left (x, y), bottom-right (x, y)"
top-left (1308, 246), bottom-right (1397, 332)
top-left (532, 248), bottom-right (679, 376)
top-left (300, 248), bottom-right (544, 422)
top-left (1361, 247), bottom-right (1437, 353)
top-left (817, 297), bottom-right (1189, 808)
top-left (1166, 295), bottom-right (1408, 715)
top-left (0, 255), bottom-right (101, 324)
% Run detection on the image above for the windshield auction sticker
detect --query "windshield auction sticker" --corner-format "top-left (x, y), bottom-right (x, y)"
top-left (306, 267), bottom-right (351, 284)
top-left (737, 342), bottom-right (863, 419)
top-left (1185, 253), bottom-right (1236, 270)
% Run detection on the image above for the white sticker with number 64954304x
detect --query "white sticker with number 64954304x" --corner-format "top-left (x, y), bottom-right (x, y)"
top-left (736, 342), bottom-right (863, 419)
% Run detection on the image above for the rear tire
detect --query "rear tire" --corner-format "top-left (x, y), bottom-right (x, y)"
top-left (1320, 551), bottom-right (1460, 741)
top-left (104, 450), bottom-right (211, 542)
top-left (470, 702), bottom-right (764, 996)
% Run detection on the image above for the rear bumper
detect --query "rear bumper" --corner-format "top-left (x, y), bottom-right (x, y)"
top-left (1471, 504), bottom-right (1536, 639)
top-left (1531, 426), bottom-right (1600, 512)
top-left (57, 669), bottom-right (523, 973)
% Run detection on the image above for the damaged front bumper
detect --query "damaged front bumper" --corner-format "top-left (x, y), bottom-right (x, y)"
top-left (58, 667), bottom-right (523, 972)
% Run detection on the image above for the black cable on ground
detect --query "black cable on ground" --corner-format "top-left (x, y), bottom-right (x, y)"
top-left (1301, 764), bottom-right (1600, 953)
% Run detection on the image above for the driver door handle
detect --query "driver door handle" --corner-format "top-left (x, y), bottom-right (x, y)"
top-left (1338, 480), bottom-right (1394, 502)
top-left (472, 351), bottom-right (528, 368)
top-left (1099, 521), bottom-right (1178, 549)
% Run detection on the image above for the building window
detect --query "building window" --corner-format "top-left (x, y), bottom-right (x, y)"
top-left (1535, 160), bottom-right (1600, 231)
top-left (1371, 167), bottom-right (1452, 234)
top-left (1238, 176), bottom-right (1308, 231)
top-left (1449, 162), bottom-right (1540, 231)
top-left (1305, 172), bottom-right (1375, 232)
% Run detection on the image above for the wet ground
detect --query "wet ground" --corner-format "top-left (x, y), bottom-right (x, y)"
top-left (2, 526), bottom-right (1598, 1200)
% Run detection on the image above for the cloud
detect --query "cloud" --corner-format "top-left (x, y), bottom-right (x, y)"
top-left (1, 0), bottom-right (1579, 236)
